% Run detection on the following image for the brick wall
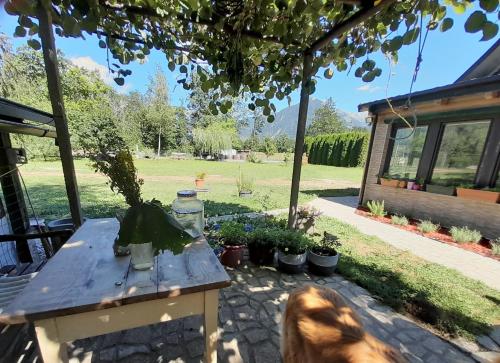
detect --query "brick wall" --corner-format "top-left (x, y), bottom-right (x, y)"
top-left (361, 119), bottom-right (500, 239)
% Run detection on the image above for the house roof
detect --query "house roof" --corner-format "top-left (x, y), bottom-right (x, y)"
top-left (358, 40), bottom-right (500, 113)
top-left (455, 39), bottom-right (500, 83)
top-left (0, 97), bottom-right (57, 138)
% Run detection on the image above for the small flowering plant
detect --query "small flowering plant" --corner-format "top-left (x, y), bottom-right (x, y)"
top-left (277, 229), bottom-right (311, 255)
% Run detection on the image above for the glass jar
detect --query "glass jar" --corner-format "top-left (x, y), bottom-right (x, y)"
top-left (172, 190), bottom-right (204, 237)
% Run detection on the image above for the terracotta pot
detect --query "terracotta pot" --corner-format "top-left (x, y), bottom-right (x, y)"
top-left (248, 244), bottom-right (275, 265)
top-left (195, 179), bottom-right (205, 188)
top-left (220, 245), bottom-right (245, 267)
top-left (456, 188), bottom-right (500, 203)
top-left (380, 178), bottom-right (406, 188)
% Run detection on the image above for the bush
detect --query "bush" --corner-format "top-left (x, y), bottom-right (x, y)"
top-left (219, 221), bottom-right (248, 246)
top-left (418, 220), bottom-right (440, 234)
top-left (276, 229), bottom-right (311, 255)
top-left (247, 152), bottom-right (262, 163)
top-left (305, 131), bottom-right (368, 167)
top-left (247, 227), bottom-right (280, 248)
top-left (491, 238), bottom-right (500, 256)
top-left (450, 226), bottom-right (482, 244)
top-left (367, 200), bottom-right (385, 217)
top-left (391, 215), bottom-right (409, 226)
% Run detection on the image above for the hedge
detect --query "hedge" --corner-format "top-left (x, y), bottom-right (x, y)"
top-left (304, 131), bottom-right (369, 167)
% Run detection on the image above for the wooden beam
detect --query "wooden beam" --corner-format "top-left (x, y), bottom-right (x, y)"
top-left (288, 52), bottom-right (313, 229)
top-left (307, 0), bottom-right (396, 53)
top-left (37, 1), bottom-right (83, 228)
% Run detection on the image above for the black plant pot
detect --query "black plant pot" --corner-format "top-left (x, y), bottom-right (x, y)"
top-left (307, 248), bottom-right (339, 276)
top-left (239, 191), bottom-right (253, 198)
top-left (248, 244), bottom-right (275, 265)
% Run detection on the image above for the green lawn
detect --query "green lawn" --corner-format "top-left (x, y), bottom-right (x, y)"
top-left (20, 158), bottom-right (362, 220)
top-left (314, 217), bottom-right (500, 339)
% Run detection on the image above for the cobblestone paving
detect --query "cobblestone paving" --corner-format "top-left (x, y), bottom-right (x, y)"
top-left (60, 263), bottom-right (481, 363)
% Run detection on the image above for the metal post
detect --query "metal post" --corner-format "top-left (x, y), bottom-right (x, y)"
top-left (288, 52), bottom-right (313, 229)
top-left (37, 2), bottom-right (83, 227)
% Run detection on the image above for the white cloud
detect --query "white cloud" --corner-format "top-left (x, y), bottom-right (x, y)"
top-left (356, 84), bottom-right (381, 93)
top-left (70, 56), bottom-right (114, 85)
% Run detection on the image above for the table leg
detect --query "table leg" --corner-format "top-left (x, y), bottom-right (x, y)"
top-left (204, 289), bottom-right (219, 363)
top-left (34, 318), bottom-right (69, 363)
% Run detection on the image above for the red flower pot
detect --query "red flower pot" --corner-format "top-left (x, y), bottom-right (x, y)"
top-left (220, 245), bottom-right (245, 267)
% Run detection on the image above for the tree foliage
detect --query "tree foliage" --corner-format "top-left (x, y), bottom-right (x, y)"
top-left (5, 0), bottom-right (496, 122)
top-left (306, 98), bottom-right (347, 137)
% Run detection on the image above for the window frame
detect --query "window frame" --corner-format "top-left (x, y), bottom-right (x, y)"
top-left (382, 110), bottom-right (500, 188)
top-left (382, 124), bottom-right (430, 180)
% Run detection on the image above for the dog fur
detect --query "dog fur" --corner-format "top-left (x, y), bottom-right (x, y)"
top-left (282, 285), bottom-right (407, 363)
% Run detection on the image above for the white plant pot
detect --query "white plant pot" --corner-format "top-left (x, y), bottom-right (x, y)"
top-left (307, 249), bottom-right (339, 276)
top-left (278, 250), bottom-right (307, 274)
top-left (407, 181), bottom-right (415, 190)
top-left (129, 242), bottom-right (154, 270)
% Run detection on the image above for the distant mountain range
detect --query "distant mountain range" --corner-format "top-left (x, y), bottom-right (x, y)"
top-left (240, 98), bottom-right (368, 139)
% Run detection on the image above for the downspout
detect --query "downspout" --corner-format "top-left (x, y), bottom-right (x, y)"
top-left (358, 112), bottom-right (377, 206)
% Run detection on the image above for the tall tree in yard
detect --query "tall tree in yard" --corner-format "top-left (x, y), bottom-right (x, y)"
top-left (307, 98), bottom-right (347, 137)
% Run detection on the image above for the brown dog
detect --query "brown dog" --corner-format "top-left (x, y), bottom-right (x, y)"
top-left (282, 285), bottom-right (407, 363)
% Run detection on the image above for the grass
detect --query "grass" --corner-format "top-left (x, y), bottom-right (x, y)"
top-left (391, 215), bottom-right (409, 226)
top-left (315, 216), bottom-right (500, 339)
top-left (19, 158), bottom-right (362, 220)
top-left (417, 220), bottom-right (440, 234)
top-left (450, 226), bottom-right (482, 244)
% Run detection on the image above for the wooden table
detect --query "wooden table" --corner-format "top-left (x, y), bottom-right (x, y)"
top-left (0, 218), bottom-right (231, 363)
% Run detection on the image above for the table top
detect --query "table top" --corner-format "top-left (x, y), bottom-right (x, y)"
top-left (0, 218), bottom-right (231, 324)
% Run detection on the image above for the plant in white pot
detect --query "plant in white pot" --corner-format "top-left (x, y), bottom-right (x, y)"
top-left (307, 231), bottom-right (341, 276)
top-left (277, 229), bottom-right (311, 274)
top-left (90, 149), bottom-right (193, 269)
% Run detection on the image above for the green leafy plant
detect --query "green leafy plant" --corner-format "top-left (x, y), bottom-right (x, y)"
top-left (311, 231), bottom-right (341, 256)
top-left (247, 228), bottom-right (279, 248)
top-left (247, 152), bottom-right (262, 164)
top-left (115, 200), bottom-right (192, 255)
top-left (219, 221), bottom-right (247, 246)
top-left (418, 220), bottom-right (440, 234)
top-left (391, 215), bottom-right (409, 226)
top-left (491, 238), bottom-right (500, 256)
top-left (277, 229), bottom-right (311, 255)
top-left (236, 169), bottom-right (255, 193)
top-left (196, 172), bottom-right (207, 180)
top-left (450, 226), bottom-right (482, 244)
top-left (366, 200), bottom-right (385, 217)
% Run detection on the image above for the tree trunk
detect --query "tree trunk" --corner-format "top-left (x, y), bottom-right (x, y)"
top-left (288, 52), bottom-right (313, 229)
top-left (38, 2), bottom-right (83, 228)
top-left (157, 125), bottom-right (161, 158)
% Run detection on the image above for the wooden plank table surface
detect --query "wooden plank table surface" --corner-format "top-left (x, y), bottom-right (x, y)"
top-left (0, 218), bottom-right (231, 363)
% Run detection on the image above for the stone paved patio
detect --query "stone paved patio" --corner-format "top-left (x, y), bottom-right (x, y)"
top-left (42, 263), bottom-right (478, 363)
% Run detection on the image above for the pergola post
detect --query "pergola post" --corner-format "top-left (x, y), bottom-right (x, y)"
top-left (288, 52), bottom-right (313, 229)
top-left (37, 2), bottom-right (83, 228)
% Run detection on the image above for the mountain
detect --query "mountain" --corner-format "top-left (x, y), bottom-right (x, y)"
top-left (240, 98), bottom-right (368, 139)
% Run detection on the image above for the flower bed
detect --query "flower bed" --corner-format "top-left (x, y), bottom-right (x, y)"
top-left (356, 207), bottom-right (500, 261)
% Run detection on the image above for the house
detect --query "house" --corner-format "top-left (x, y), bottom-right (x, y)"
top-left (358, 40), bottom-right (500, 238)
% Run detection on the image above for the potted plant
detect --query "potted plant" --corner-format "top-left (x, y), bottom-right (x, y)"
top-left (247, 228), bottom-right (277, 266)
top-left (413, 177), bottom-right (425, 191)
top-left (407, 179), bottom-right (416, 190)
top-left (456, 185), bottom-right (500, 204)
top-left (90, 149), bottom-right (193, 269)
top-left (379, 173), bottom-right (406, 188)
top-left (307, 231), bottom-right (341, 276)
top-left (195, 172), bottom-right (207, 188)
top-left (236, 169), bottom-right (254, 198)
top-left (277, 229), bottom-right (310, 274)
top-left (296, 206), bottom-right (322, 234)
top-left (219, 221), bottom-right (247, 268)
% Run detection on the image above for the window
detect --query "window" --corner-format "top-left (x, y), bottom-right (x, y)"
top-left (386, 126), bottom-right (428, 179)
top-left (431, 120), bottom-right (490, 186)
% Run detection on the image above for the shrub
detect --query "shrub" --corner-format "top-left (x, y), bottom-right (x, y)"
top-left (276, 229), bottom-right (311, 255)
top-left (219, 221), bottom-right (247, 246)
top-left (247, 152), bottom-right (262, 163)
top-left (391, 215), bottom-right (409, 226)
top-left (491, 238), bottom-right (500, 256)
top-left (247, 228), bottom-right (280, 248)
top-left (418, 220), bottom-right (440, 234)
top-left (367, 200), bottom-right (385, 217)
top-left (306, 131), bottom-right (369, 167)
top-left (450, 226), bottom-right (482, 244)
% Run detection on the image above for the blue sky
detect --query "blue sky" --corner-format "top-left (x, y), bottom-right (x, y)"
top-left (0, 5), bottom-right (497, 113)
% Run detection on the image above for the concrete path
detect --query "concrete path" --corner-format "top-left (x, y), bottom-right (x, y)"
top-left (308, 196), bottom-right (500, 291)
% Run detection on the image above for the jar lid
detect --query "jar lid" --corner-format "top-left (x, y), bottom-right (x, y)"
top-left (177, 190), bottom-right (197, 198)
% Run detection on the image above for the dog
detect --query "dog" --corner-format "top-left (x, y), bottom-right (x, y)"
top-left (282, 285), bottom-right (407, 363)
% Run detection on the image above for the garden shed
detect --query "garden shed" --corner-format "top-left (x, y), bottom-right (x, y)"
top-left (358, 39), bottom-right (500, 238)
